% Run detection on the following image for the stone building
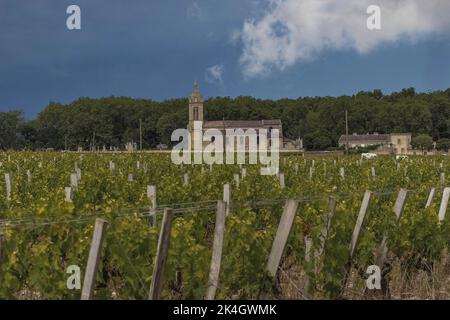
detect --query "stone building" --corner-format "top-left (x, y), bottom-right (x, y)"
top-left (338, 132), bottom-right (412, 155)
top-left (187, 83), bottom-right (301, 151)
top-left (390, 133), bottom-right (412, 155)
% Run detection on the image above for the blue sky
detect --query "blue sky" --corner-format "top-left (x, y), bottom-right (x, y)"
top-left (1, 0), bottom-right (450, 118)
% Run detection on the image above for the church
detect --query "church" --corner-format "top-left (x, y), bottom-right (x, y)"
top-left (187, 83), bottom-right (300, 150)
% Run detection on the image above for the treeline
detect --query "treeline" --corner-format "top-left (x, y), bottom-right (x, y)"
top-left (1, 87), bottom-right (450, 151)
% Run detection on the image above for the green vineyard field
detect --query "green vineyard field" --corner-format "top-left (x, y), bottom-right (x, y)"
top-left (0, 152), bottom-right (449, 300)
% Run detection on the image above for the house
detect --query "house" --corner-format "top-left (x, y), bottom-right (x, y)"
top-left (338, 133), bottom-right (412, 155)
top-left (390, 133), bottom-right (412, 155)
top-left (187, 83), bottom-right (301, 151)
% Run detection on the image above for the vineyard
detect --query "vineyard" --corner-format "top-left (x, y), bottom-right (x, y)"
top-left (0, 151), bottom-right (449, 300)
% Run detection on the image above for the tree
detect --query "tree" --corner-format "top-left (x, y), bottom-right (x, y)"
top-left (2, 87), bottom-right (450, 151)
top-left (156, 113), bottom-right (186, 146)
top-left (304, 130), bottom-right (332, 150)
top-left (436, 138), bottom-right (450, 151)
top-left (0, 111), bottom-right (27, 149)
top-left (411, 134), bottom-right (433, 151)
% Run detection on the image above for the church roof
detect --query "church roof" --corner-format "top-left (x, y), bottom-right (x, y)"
top-left (338, 134), bottom-right (389, 144)
top-left (203, 119), bottom-right (282, 129)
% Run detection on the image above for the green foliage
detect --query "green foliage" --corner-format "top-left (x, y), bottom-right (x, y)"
top-left (412, 134), bottom-right (434, 151)
top-left (0, 111), bottom-right (33, 150)
top-left (436, 138), bottom-right (450, 151)
top-left (0, 152), bottom-right (448, 299)
top-left (2, 88), bottom-right (450, 150)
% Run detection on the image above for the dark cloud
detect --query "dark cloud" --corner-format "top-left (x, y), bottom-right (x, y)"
top-left (0, 1), bottom-right (449, 118)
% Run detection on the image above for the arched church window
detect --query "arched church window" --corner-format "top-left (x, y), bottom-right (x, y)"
top-left (193, 107), bottom-right (199, 120)
top-left (268, 127), bottom-right (273, 147)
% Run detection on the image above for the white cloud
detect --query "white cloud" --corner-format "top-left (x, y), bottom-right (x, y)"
top-left (205, 64), bottom-right (224, 84)
top-left (187, 2), bottom-right (202, 19)
top-left (237, 0), bottom-right (450, 78)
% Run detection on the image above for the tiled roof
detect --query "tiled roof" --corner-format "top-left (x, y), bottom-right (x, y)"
top-left (338, 134), bottom-right (389, 144)
top-left (203, 120), bottom-right (282, 129)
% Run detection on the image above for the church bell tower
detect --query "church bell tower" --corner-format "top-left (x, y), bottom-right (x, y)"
top-left (189, 82), bottom-right (204, 131)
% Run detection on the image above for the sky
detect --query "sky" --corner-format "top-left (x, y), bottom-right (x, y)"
top-left (1, 0), bottom-right (450, 118)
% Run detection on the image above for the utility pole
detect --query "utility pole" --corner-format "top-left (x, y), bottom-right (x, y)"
top-left (139, 118), bottom-right (143, 151)
top-left (345, 109), bottom-right (349, 155)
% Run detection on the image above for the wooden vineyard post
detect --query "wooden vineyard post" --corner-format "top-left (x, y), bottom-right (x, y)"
top-left (5, 173), bottom-right (12, 201)
top-left (65, 187), bottom-right (73, 202)
top-left (205, 201), bottom-right (227, 300)
top-left (26, 170), bottom-right (31, 183)
top-left (279, 173), bottom-right (285, 189)
top-left (0, 220), bottom-right (4, 265)
top-left (303, 236), bottom-right (312, 299)
top-left (70, 173), bottom-right (78, 188)
top-left (233, 174), bottom-right (240, 188)
top-left (349, 191), bottom-right (372, 259)
top-left (223, 184), bottom-right (230, 216)
top-left (340, 190), bottom-right (372, 298)
top-left (372, 188), bottom-right (409, 298)
top-left (314, 196), bottom-right (337, 271)
top-left (425, 188), bottom-right (436, 208)
top-left (149, 208), bottom-right (174, 300)
top-left (147, 185), bottom-right (157, 226)
top-left (184, 174), bottom-right (189, 186)
top-left (439, 187), bottom-right (450, 280)
top-left (393, 188), bottom-right (408, 221)
top-left (266, 200), bottom-right (299, 277)
top-left (438, 187), bottom-right (450, 223)
top-left (109, 161), bottom-right (115, 173)
top-left (81, 218), bottom-right (109, 300)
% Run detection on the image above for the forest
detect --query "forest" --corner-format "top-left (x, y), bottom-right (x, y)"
top-left (1, 87), bottom-right (450, 151)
